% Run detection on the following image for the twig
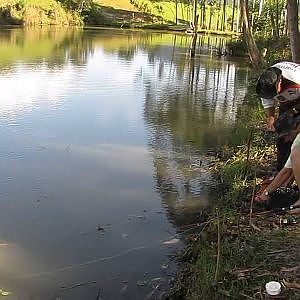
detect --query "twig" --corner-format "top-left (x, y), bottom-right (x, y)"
top-left (61, 281), bottom-right (97, 291)
top-left (214, 208), bottom-right (221, 285)
top-left (267, 249), bottom-right (291, 255)
top-left (145, 284), bottom-right (161, 300)
top-left (243, 128), bottom-right (254, 178)
top-left (281, 265), bottom-right (300, 272)
top-left (256, 272), bottom-right (273, 277)
top-left (239, 292), bottom-right (256, 300)
top-left (250, 222), bottom-right (261, 231)
top-left (237, 215), bottom-right (241, 248)
top-left (250, 169), bottom-right (261, 231)
top-left (258, 286), bottom-right (264, 300)
top-left (253, 210), bottom-right (275, 216)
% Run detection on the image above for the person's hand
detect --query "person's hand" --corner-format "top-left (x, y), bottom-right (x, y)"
top-left (255, 190), bottom-right (270, 203)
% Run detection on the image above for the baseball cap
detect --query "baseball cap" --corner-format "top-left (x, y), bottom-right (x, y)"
top-left (274, 111), bottom-right (300, 137)
top-left (256, 67), bottom-right (282, 99)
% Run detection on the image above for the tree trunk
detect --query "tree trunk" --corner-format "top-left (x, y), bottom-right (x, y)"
top-left (287, 0), bottom-right (300, 62)
top-left (202, 2), bottom-right (206, 29)
top-left (190, 15), bottom-right (199, 57)
top-left (222, 0), bottom-right (227, 31)
top-left (240, 0), bottom-right (263, 70)
top-left (209, 7), bottom-right (213, 30)
top-left (275, 0), bottom-right (279, 37)
top-left (270, 11), bottom-right (279, 38)
top-left (175, 0), bottom-right (178, 25)
top-left (258, 0), bottom-right (263, 16)
top-left (193, 0), bottom-right (198, 30)
top-left (231, 0), bottom-right (236, 32)
top-left (236, 0), bottom-right (240, 33)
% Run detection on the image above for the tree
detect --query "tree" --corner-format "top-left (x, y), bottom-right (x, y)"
top-left (240, 0), bottom-right (263, 70)
top-left (287, 0), bottom-right (300, 62)
top-left (231, 0), bottom-right (236, 32)
top-left (175, 0), bottom-right (178, 24)
top-left (58, 0), bottom-right (92, 13)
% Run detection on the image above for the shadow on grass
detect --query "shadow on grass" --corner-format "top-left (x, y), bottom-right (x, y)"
top-left (86, 4), bottom-right (163, 27)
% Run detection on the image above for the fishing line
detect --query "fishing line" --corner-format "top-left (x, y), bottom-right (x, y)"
top-left (11, 221), bottom-right (209, 280)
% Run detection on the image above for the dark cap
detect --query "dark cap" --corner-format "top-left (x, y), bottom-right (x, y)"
top-left (274, 111), bottom-right (300, 137)
top-left (256, 67), bottom-right (282, 99)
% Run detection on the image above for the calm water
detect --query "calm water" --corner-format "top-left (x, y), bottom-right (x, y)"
top-left (0, 27), bottom-right (249, 299)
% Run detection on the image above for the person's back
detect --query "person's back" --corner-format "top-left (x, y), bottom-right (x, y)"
top-left (256, 61), bottom-right (300, 170)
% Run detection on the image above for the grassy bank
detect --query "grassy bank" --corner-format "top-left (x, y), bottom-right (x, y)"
top-left (167, 92), bottom-right (300, 299)
top-left (0, 0), bottom-right (240, 37)
top-left (0, 0), bottom-right (82, 25)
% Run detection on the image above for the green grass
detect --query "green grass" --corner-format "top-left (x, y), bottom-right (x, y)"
top-left (96, 0), bottom-right (136, 11)
top-left (0, 0), bottom-right (242, 32)
top-left (26, 0), bottom-right (55, 10)
top-left (166, 84), bottom-right (299, 299)
top-left (169, 122), bottom-right (300, 299)
top-left (0, 0), bottom-right (82, 25)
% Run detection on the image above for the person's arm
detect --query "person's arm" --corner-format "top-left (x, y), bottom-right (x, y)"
top-left (256, 167), bottom-right (293, 202)
top-left (261, 98), bottom-right (276, 131)
top-left (290, 140), bottom-right (300, 188)
top-left (265, 107), bottom-right (276, 131)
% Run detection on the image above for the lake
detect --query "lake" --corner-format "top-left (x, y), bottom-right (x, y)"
top-left (0, 27), bottom-right (249, 299)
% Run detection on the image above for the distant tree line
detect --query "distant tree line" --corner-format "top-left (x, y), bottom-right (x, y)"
top-left (129, 0), bottom-right (299, 66)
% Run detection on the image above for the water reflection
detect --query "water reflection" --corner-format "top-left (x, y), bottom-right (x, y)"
top-left (0, 28), bottom-right (249, 299)
top-left (141, 42), bottom-right (248, 226)
top-left (0, 28), bottom-right (94, 67)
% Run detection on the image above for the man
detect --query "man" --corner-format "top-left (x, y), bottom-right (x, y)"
top-left (255, 112), bottom-right (300, 214)
top-left (256, 61), bottom-right (300, 170)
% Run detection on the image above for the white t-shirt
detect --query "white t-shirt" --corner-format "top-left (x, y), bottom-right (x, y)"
top-left (261, 61), bottom-right (300, 109)
top-left (284, 132), bottom-right (300, 168)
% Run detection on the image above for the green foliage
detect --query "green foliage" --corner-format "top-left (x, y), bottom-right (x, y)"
top-left (84, 2), bottom-right (102, 24)
top-left (58, 0), bottom-right (92, 12)
top-left (226, 39), bottom-right (247, 57)
top-left (0, 0), bottom-right (83, 25)
top-left (251, 0), bottom-right (286, 39)
top-left (255, 36), bottom-right (292, 65)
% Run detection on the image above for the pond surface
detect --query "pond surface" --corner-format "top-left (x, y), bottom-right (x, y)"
top-left (0, 27), bottom-right (249, 299)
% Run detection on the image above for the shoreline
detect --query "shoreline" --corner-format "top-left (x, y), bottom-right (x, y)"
top-left (165, 109), bottom-right (300, 299)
